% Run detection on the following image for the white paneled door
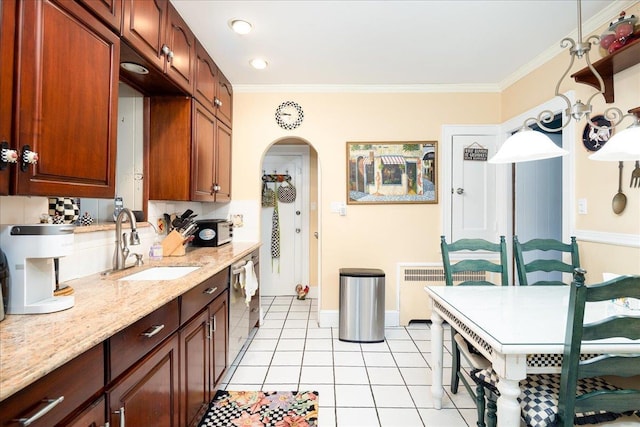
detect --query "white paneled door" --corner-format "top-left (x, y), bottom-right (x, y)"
top-left (260, 154), bottom-right (304, 296)
top-left (451, 134), bottom-right (499, 242)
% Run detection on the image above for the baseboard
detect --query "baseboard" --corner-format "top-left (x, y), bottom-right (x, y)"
top-left (318, 310), bottom-right (400, 328)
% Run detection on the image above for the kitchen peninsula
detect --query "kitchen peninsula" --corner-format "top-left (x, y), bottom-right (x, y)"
top-left (0, 241), bottom-right (260, 426)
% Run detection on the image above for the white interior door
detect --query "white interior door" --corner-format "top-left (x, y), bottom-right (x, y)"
top-left (260, 154), bottom-right (304, 296)
top-left (451, 134), bottom-right (499, 242)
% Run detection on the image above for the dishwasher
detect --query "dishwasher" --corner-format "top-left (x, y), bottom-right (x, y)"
top-left (229, 251), bottom-right (260, 364)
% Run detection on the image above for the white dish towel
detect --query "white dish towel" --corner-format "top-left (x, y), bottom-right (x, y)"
top-left (243, 260), bottom-right (259, 306)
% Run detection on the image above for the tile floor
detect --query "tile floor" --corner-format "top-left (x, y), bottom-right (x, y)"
top-left (219, 296), bottom-right (478, 427)
top-left (219, 296), bottom-right (640, 427)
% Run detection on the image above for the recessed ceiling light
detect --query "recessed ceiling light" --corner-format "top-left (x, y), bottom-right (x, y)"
top-left (230, 19), bottom-right (252, 35)
top-left (120, 62), bottom-right (149, 74)
top-left (250, 58), bottom-right (268, 70)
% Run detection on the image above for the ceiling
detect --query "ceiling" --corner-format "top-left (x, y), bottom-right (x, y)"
top-left (171, 0), bottom-right (631, 90)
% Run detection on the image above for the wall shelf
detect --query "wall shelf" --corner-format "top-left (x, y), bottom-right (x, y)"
top-left (571, 37), bottom-right (640, 103)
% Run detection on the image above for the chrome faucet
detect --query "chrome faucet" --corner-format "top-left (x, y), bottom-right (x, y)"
top-left (113, 208), bottom-right (141, 271)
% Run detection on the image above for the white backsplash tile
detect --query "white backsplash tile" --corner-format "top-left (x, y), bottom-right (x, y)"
top-left (0, 196), bottom-right (260, 282)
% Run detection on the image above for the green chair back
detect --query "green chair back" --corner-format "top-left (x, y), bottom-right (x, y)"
top-left (514, 236), bottom-right (580, 286)
top-left (557, 269), bottom-right (640, 426)
top-left (440, 236), bottom-right (509, 287)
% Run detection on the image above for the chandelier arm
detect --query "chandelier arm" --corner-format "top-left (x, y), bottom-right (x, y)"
top-left (554, 38), bottom-right (577, 97)
top-left (586, 108), bottom-right (632, 130)
top-left (582, 49), bottom-right (606, 96)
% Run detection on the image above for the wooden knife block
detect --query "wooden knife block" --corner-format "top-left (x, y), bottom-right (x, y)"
top-left (162, 230), bottom-right (186, 257)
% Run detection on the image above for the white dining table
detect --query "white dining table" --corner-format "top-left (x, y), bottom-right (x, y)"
top-left (425, 285), bottom-right (640, 427)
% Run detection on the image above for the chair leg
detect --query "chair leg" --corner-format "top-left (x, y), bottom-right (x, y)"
top-left (450, 333), bottom-right (460, 393)
top-left (486, 393), bottom-right (497, 427)
top-left (475, 383), bottom-right (486, 427)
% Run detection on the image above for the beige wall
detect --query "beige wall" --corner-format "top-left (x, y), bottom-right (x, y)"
top-left (233, 3), bottom-right (640, 313)
top-left (501, 1), bottom-right (640, 281)
top-left (232, 92), bottom-right (501, 311)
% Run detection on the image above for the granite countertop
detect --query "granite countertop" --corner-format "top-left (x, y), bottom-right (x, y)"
top-left (0, 241), bottom-right (261, 402)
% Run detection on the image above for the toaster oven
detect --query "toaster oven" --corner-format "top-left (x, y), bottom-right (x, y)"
top-left (191, 219), bottom-right (233, 247)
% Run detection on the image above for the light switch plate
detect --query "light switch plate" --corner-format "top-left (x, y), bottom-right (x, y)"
top-left (577, 198), bottom-right (587, 214)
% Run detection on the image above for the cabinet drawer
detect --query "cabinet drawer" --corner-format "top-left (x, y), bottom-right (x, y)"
top-left (181, 269), bottom-right (229, 324)
top-left (109, 299), bottom-right (179, 380)
top-left (0, 344), bottom-right (104, 427)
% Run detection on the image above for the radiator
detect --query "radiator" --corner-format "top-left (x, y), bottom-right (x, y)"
top-left (398, 264), bottom-right (487, 326)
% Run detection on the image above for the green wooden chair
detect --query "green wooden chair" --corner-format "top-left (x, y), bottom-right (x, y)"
top-left (473, 269), bottom-right (640, 427)
top-left (513, 236), bottom-right (580, 286)
top-left (440, 235), bottom-right (509, 427)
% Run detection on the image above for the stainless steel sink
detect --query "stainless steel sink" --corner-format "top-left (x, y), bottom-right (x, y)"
top-left (118, 266), bottom-right (200, 281)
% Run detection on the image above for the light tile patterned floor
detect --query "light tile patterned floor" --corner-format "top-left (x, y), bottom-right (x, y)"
top-left (219, 296), bottom-right (640, 427)
top-left (220, 296), bottom-right (477, 427)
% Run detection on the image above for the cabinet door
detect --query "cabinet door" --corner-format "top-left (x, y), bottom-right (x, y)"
top-left (0, 0), bottom-right (16, 195)
top-left (215, 71), bottom-right (233, 128)
top-left (121, 0), bottom-right (168, 72)
top-left (65, 395), bottom-right (107, 427)
top-left (108, 334), bottom-right (179, 427)
top-left (191, 101), bottom-right (216, 202)
top-left (165, 3), bottom-right (195, 94)
top-left (210, 293), bottom-right (228, 389)
top-left (77, 0), bottom-right (122, 32)
top-left (148, 97), bottom-right (192, 201)
top-left (214, 121), bottom-right (232, 202)
top-left (179, 310), bottom-right (210, 427)
top-left (14, 0), bottom-right (119, 197)
top-left (194, 41), bottom-right (217, 113)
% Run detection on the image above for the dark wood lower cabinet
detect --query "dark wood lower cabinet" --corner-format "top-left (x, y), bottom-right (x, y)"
top-left (180, 309), bottom-right (210, 427)
top-left (64, 396), bottom-right (107, 427)
top-left (107, 334), bottom-right (180, 427)
top-left (210, 293), bottom-right (228, 389)
top-left (180, 291), bottom-right (229, 427)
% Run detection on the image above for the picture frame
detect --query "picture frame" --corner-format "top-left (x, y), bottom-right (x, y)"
top-left (347, 141), bottom-right (438, 205)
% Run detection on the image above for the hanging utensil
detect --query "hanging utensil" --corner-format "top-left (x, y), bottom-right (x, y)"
top-left (630, 160), bottom-right (640, 188)
top-left (612, 161), bottom-right (627, 214)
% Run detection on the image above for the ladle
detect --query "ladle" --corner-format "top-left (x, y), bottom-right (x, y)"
top-left (612, 161), bottom-right (627, 214)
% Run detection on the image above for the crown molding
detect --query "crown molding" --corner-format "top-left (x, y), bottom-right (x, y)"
top-left (233, 83), bottom-right (501, 94)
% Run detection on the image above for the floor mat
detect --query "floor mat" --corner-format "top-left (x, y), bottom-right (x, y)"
top-left (198, 390), bottom-right (319, 427)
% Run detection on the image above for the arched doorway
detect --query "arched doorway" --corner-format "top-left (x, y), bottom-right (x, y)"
top-left (259, 139), bottom-right (320, 301)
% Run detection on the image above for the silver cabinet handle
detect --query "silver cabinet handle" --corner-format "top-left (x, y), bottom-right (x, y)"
top-left (140, 324), bottom-right (164, 338)
top-left (211, 315), bottom-right (216, 333)
top-left (114, 407), bottom-right (125, 427)
top-left (206, 320), bottom-right (212, 339)
top-left (14, 396), bottom-right (64, 426)
top-left (456, 188), bottom-right (464, 195)
top-left (203, 287), bottom-right (218, 295)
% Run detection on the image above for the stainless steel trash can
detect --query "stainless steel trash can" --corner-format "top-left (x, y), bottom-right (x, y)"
top-left (339, 268), bottom-right (385, 343)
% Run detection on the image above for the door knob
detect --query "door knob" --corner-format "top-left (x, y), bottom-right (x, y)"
top-left (296, 228), bottom-right (301, 233)
top-left (456, 188), bottom-right (464, 195)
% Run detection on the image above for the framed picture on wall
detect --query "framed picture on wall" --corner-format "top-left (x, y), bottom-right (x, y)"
top-left (346, 141), bottom-right (438, 204)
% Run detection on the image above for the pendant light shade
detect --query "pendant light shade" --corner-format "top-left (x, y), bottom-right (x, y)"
top-left (588, 119), bottom-right (640, 161)
top-left (488, 129), bottom-right (569, 164)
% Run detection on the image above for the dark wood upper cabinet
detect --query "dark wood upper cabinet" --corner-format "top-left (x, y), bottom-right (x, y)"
top-left (194, 41), bottom-right (233, 127)
top-left (13, 0), bottom-right (119, 197)
top-left (194, 41), bottom-right (218, 113)
top-left (121, 0), bottom-right (195, 94)
top-left (165, 3), bottom-right (196, 93)
top-left (76, 0), bottom-right (123, 32)
top-left (149, 97), bottom-right (231, 202)
top-left (121, 0), bottom-right (168, 71)
top-left (216, 70), bottom-right (233, 128)
top-left (0, 0), bottom-right (16, 195)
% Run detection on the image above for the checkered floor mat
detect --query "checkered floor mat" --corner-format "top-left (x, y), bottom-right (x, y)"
top-left (198, 390), bottom-right (318, 427)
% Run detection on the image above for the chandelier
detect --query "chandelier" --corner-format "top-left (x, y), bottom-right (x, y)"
top-left (489, 0), bottom-right (640, 164)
